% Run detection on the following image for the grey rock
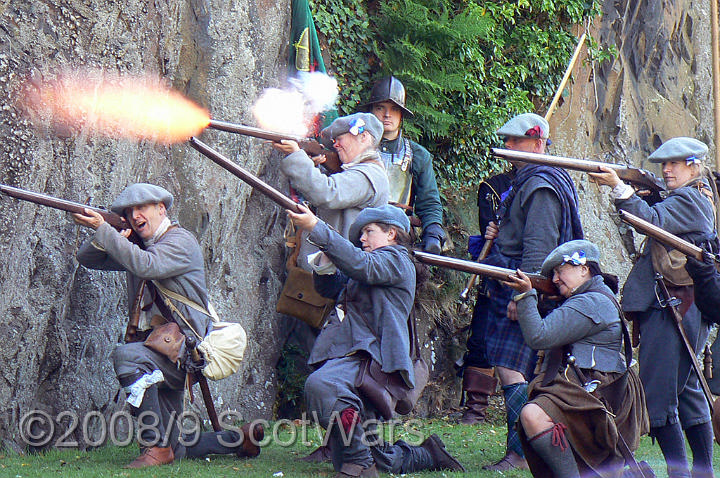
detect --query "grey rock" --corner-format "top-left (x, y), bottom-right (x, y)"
top-left (0, 0), bottom-right (290, 449)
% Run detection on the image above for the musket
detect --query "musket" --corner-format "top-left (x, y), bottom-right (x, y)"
top-left (0, 184), bottom-right (131, 230)
top-left (413, 251), bottom-right (558, 295)
top-left (125, 280), bottom-right (147, 343)
top-left (147, 282), bottom-right (222, 433)
top-left (186, 336), bottom-right (221, 432)
top-left (617, 210), bottom-right (719, 263)
top-left (654, 273), bottom-right (715, 410)
top-left (492, 148), bottom-right (666, 195)
top-left (207, 120), bottom-right (342, 173)
top-left (188, 136), bottom-right (302, 214)
top-left (457, 239), bottom-right (494, 311)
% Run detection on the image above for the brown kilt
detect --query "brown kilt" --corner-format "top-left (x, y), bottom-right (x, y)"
top-left (519, 365), bottom-right (649, 478)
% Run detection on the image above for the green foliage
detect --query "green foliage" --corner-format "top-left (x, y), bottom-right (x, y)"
top-left (587, 33), bottom-right (618, 65)
top-left (312, 0), bottom-right (608, 185)
top-left (274, 342), bottom-right (309, 419)
top-left (312, 1), bottom-right (374, 115)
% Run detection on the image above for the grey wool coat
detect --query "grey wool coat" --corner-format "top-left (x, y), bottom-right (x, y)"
top-left (516, 276), bottom-right (625, 373)
top-left (280, 149), bottom-right (390, 269)
top-left (307, 220), bottom-right (416, 388)
top-left (76, 222), bottom-right (212, 344)
top-left (618, 180), bottom-right (715, 312)
top-left (495, 175), bottom-right (563, 273)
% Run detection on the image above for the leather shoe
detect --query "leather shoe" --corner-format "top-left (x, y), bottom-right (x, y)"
top-left (125, 446), bottom-right (174, 468)
top-left (335, 463), bottom-right (379, 477)
top-left (420, 433), bottom-right (466, 471)
top-left (299, 444), bottom-right (332, 463)
top-left (236, 422), bottom-right (264, 458)
top-left (482, 449), bottom-right (528, 471)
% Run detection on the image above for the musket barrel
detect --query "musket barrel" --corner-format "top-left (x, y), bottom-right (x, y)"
top-left (492, 148), bottom-right (623, 172)
top-left (188, 137), bottom-right (302, 213)
top-left (491, 148), bottom-right (665, 194)
top-left (0, 184), bottom-right (128, 230)
top-left (414, 250), bottom-right (516, 278)
top-left (206, 119), bottom-right (342, 173)
top-left (413, 251), bottom-right (557, 295)
top-left (618, 209), bottom-right (706, 261)
top-left (207, 120), bottom-right (305, 143)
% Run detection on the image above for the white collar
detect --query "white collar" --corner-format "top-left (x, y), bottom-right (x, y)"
top-left (143, 217), bottom-right (172, 247)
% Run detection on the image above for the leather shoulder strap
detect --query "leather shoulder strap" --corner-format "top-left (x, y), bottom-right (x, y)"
top-left (589, 288), bottom-right (633, 369)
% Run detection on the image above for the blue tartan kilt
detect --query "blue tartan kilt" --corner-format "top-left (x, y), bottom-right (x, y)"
top-left (481, 252), bottom-right (538, 379)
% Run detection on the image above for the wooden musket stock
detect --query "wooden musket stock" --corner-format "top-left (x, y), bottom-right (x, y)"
top-left (189, 137), bottom-right (302, 214)
top-left (413, 250), bottom-right (558, 295)
top-left (492, 148), bottom-right (666, 195)
top-left (207, 119), bottom-right (342, 172)
top-left (0, 184), bottom-right (130, 230)
top-left (618, 209), bottom-right (718, 263)
top-left (458, 239), bottom-right (494, 303)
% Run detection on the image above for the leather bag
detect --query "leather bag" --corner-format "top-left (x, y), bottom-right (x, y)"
top-left (650, 241), bottom-right (693, 287)
top-left (354, 308), bottom-right (428, 419)
top-left (152, 281), bottom-right (247, 380)
top-left (396, 313), bottom-right (429, 415)
top-left (276, 229), bottom-right (335, 328)
top-left (144, 321), bottom-right (185, 364)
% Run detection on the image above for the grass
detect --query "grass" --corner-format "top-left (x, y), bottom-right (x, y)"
top-left (1, 417), bottom-right (718, 477)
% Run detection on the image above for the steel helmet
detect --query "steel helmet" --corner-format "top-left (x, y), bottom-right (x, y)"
top-left (360, 76), bottom-right (414, 117)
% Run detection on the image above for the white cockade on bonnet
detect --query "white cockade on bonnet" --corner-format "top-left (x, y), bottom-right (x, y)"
top-left (349, 118), bottom-right (366, 136)
top-left (562, 250), bottom-right (586, 266)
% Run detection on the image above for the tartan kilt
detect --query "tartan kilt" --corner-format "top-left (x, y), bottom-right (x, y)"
top-left (520, 365), bottom-right (649, 478)
top-left (483, 278), bottom-right (537, 378)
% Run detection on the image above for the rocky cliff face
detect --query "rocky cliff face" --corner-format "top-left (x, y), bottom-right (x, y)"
top-left (0, 0), bottom-right (290, 448)
top-left (549, 0), bottom-right (714, 281)
top-left (0, 0), bottom-right (715, 449)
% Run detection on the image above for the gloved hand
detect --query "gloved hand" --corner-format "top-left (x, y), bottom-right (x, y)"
top-left (685, 255), bottom-right (714, 279)
top-left (685, 239), bottom-right (719, 281)
top-left (421, 223), bottom-right (446, 254)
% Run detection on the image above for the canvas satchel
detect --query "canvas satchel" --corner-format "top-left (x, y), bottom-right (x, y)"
top-left (650, 240), bottom-right (693, 287)
top-left (152, 281), bottom-right (247, 381)
top-left (276, 227), bottom-right (335, 328)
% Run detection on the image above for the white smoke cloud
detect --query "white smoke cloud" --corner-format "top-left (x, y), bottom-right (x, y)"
top-left (252, 72), bottom-right (338, 136)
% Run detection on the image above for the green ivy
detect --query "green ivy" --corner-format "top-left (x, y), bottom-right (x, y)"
top-left (312, 1), bottom-right (374, 115)
top-left (312, 0), bottom-right (606, 186)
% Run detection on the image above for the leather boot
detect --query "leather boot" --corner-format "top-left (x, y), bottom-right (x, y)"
top-left (236, 422), bottom-right (265, 458)
top-left (420, 433), bottom-right (466, 471)
top-left (460, 367), bottom-right (497, 425)
top-left (335, 463), bottom-right (379, 477)
top-left (482, 449), bottom-right (529, 471)
top-left (299, 444), bottom-right (333, 463)
top-left (125, 446), bottom-right (174, 468)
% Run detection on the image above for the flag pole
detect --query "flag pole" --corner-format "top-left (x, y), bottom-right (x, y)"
top-left (711, 0), bottom-right (720, 172)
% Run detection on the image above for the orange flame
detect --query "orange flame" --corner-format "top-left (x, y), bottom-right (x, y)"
top-left (22, 69), bottom-right (210, 144)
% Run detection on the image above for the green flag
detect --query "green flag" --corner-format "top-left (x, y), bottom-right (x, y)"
top-left (289, 0), bottom-right (337, 129)
top-left (290, 0), bottom-right (326, 74)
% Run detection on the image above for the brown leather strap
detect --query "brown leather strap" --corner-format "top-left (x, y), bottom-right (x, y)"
top-left (541, 347), bottom-right (566, 386)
